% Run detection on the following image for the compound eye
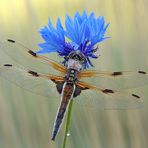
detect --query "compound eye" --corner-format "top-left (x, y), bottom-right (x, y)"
top-left (79, 56), bottom-right (85, 63)
top-left (72, 55), bottom-right (79, 60)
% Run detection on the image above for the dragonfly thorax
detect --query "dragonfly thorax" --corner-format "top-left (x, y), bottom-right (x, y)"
top-left (67, 59), bottom-right (82, 71)
top-left (65, 68), bottom-right (78, 84)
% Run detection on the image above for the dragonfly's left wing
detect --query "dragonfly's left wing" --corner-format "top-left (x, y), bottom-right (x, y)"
top-left (0, 39), bottom-right (66, 74)
top-left (0, 64), bottom-right (64, 98)
top-left (74, 80), bottom-right (143, 109)
top-left (78, 70), bottom-right (148, 89)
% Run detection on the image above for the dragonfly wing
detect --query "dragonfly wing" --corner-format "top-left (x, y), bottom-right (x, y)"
top-left (0, 64), bottom-right (64, 99)
top-left (74, 81), bottom-right (143, 110)
top-left (0, 39), bottom-right (66, 74)
top-left (79, 70), bottom-right (148, 90)
top-left (0, 65), bottom-right (143, 109)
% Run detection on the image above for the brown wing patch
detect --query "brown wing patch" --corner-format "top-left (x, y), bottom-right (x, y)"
top-left (78, 70), bottom-right (99, 78)
top-left (78, 70), bottom-right (148, 78)
top-left (7, 39), bottom-right (67, 74)
top-left (33, 71), bottom-right (64, 82)
top-left (76, 81), bottom-right (141, 101)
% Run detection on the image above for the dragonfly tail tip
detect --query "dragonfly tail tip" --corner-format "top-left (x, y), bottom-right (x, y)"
top-left (51, 137), bottom-right (55, 141)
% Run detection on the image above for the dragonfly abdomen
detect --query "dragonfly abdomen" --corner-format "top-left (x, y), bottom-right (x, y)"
top-left (51, 82), bottom-right (75, 141)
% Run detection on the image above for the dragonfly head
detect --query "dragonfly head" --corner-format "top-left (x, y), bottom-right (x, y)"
top-left (68, 50), bottom-right (86, 63)
top-left (66, 50), bottom-right (86, 71)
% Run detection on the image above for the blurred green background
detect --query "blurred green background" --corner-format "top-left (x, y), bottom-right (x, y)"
top-left (0, 0), bottom-right (148, 148)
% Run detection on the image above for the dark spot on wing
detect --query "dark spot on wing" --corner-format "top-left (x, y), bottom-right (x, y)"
top-left (3, 64), bottom-right (12, 67)
top-left (84, 87), bottom-right (89, 89)
top-left (102, 89), bottom-right (114, 94)
top-left (132, 94), bottom-right (140, 99)
top-left (112, 71), bottom-right (123, 76)
top-left (138, 71), bottom-right (146, 74)
top-left (7, 39), bottom-right (15, 43)
top-left (81, 86), bottom-right (89, 90)
top-left (28, 70), bottom-right (39, 77)
top-left (51, 79), bottom-right (56, 83)
top-left (28, 50), bottom-right (37, 57)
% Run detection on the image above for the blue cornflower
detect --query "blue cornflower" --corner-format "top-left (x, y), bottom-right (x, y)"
top-left (37, 11), bottom-right (110, 68)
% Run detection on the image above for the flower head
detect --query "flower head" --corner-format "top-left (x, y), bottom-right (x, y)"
top-left (37, 11), bottom-right (110, 68)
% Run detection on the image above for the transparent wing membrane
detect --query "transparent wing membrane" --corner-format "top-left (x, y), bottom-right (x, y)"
top-left (78, 70), bottom-right (148, 89)
top-left (0, 39), bottom-right (66, 74)
top-left (74, 89), bottom-right (143, 110)
top-left (0, 64), bottom-right (62, 99)
top-left (0, 64), bottom-right (144, 109)
top-left (0, 40), bottom-right (146, 110)
top-left (75, 80), bottom-right (143, 109)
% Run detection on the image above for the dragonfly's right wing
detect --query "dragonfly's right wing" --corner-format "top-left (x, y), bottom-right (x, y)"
top-left (78, 70), bottom-right (148, 89)
top-left (0, 64), bottom-right (64, 98)
top-left (74, 80), bottom-right (143, 110)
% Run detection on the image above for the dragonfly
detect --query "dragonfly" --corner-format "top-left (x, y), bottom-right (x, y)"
top-left (0, 12), bottom-right (147, 141)
top-left (0, 39), bottom-right (147, 140)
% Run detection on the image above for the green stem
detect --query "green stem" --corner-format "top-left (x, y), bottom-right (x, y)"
top-left (62, 99), bottom-right (74, 148)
